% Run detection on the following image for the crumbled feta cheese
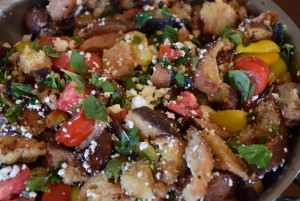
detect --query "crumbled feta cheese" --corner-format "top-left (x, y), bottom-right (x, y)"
top-left (139, 142), bottom-right (149, 150)
top-left (108, 104), bottom-right (122, 113)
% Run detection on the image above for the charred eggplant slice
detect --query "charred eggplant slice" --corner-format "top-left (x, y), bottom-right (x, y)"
top-left (138, 19), bottom-right (191, 34)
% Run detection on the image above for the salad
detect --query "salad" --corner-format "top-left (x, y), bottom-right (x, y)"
top-left (0, 0), bottom-right (298, 200)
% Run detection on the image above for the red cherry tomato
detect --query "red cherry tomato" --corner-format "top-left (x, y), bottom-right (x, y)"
top-left (234, 57), bottom-right (269, 96)
top-left (158, 45), bottom-right (176, 60)
top-left (56, 81), bottom-right (91, 113)
top-left (122, 8), bottom-right (142, 19)
top-left (41, 183), bottom-right (71, 201)
top-left (115, 109), bottom-right (127, 123)
top-left (0, 166), bottom-right (30, 201)
top-left (55, 110), bottom-right (95, 147)
top-left (10, 198), bottom-right (35, 201)
top-left (39, 36), bottom-right (70, 48)
top-left (168, 91), bottom-right (202, 117)
top-left (234, 56), bottom-right (270, 76)
top-left (51, 52), bottom-right (70, 71)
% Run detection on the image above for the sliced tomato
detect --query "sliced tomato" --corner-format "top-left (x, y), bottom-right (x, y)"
top-left (0, 166), bottom-right (30, 201)
top-left (51, 52), bottom-right (70, 71)
top-left (167, 91), bottom-right (202, 117)
top-left (55, 110), bottom-right (95, 147)
top-left (56, 81), bottom-right (91, 113)
top-left (234, 56), bottom-right (270, 76)
top-left (41, 183), bottom-right (71, 201)
top-left (234, 58), bottom-right (269, 96)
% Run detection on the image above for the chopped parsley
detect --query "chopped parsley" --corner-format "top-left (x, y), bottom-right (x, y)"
top-left (115, 127), bottom-right (139, 154)
top-left (1, 47), bottom-right (16, 65)
top-left (132, 11), bottom-right (154, 27)
top-left (132, 36), bottom-right (142, 44)
top-left (10, 83), bottom-right (33, 99)
top-left (61, 69), bottom-right (86, 94)
top-left (31, 38), bottom-right (61, 58)
top-left (38, 71), bottom-right (62, 91)
top-left (161, 7), bottom-right (173, 19)
top-left (5, 104), bottom-right (22, 123)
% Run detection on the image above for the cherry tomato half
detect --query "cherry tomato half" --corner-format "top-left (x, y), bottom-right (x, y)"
top-left (51, 52), bottom-right (70, 71)
top-left (158, 45), bottom-right (183, 61)
top-left (168, 91), bottom-right (202, 117)
top-left (41, 183), bottom-right (71, 201)
top-left (234, 57), bottom-right (269, 96)
top-left (0, 166), bottom-right (30, 201)
top-left (56, 81), bottom-right (91, 113)
top-left (55, 110), bottom-right (95, 147)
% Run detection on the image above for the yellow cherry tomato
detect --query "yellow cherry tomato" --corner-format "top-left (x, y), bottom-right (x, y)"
top-left (236, 40), bottom-right (280, 53)
top-left (269, 57), bottom-right (288, 77)
top-left (209, 110), bottom-right (248, 133)
top-left (234, 52), bottom-right (280, 66)
top-left (71, 185), bottom-right (80, 201)
top-left (122, 31), bottom-right (153, 67)
top-left (15, 41), bottom-right (33, 52)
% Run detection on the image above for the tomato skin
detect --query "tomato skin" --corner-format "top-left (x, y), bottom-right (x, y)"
top-left (51, 52), bottom-right (70, 71)
top-left (55, 110), bottom-right (95, 147)
top-left (115, 109), bottom-right (127, 123)
top-left (168, 91), bottom-right (202, 117)
top-left (234, 56), bottom-right (270, 76)
top-left (234, 60), bottom-right (269, 96)
top-left (0, 167), bottom-right (30, 201)
top-left (56, 81), bottom-right (91, 113)
top-left (41, 183), bottom-right (71, 201)
top-left (158, 45), bottom-right (176, 60)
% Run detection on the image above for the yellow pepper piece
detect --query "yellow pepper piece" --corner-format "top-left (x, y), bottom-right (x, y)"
top-left (209, 110), bottom-right (248, 133)
top-left (46, 109), bottom-right (69, 128)
top-left (122, 31), bottom-right (153, 67)
top-left (269, 57), bottom-right (288, 77)
top-left (71, 186), bottom-right (80, 201)
top-left (234, 52), bottom-right (280, 66)
top-left (236, 40), bottom-right (280, 53)
top-left (15, 41), bottom-right (33, 52)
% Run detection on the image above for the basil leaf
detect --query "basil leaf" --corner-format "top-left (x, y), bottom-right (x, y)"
top-left (61, 69), bottom-right (86, 86)
top-left (121, 76), bottom-right (136, 90)
top-left (280, 43), bottom-right (294, 65)
top-left (132, 11), bottom-right (153, 27)
top-left (38, 71), bottom-right (62, 91)
top-left (171, 68), bottom-right (185, 86)
top-left (31, 38), bottom-right (41, 51)
top-left (174, 52), bottom-right (189, 67)
top-left (105, 158), bottom-right (122, 182)
top-left (48, 173), bottom-right (62, 185)
top-left (1, 47), bottom-right (16, 65)
top-left (115, 127), bottom-right (139, 154)
top-left (132, 36), bottom-right (142, 44)
top-left (161, 7), bottom-right (173, 19)
top-left (70, 50), bottom-right (89, 73)
top-left (25, 176), bottom-right (50, 192)
top-left (6, 104), bottom-right (22, 123)
top-left (83, 95), bottom-right (107, 122)
top-left (221, 26), bottom-right (242, 46)
top-left (237, 144), bottom-right (272, 169)
top-left (42, 44), bottom-right (61, 58)
top-left (162, 25), bottom-right (178, 43)
top-left (11, 83), bottom-right (33, 99)
top-left (135, 142), bottom-right (159, 165)
top-left (224, 70), bottom-right (252, 103)
top-left (91, 73), bottom-right (105, 87)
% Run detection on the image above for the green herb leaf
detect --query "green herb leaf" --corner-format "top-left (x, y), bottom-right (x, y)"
top-left (105, 158), bottom-right (122, 182)
top-left (221, 26), bottom-right (242, 45)
top-left (158, 56), bottom-right (171, 67)
top-left (83, 95), bottom-right (107, 122)
top-left (161, 7), bottom-right (173, 19)
top-left (6, 104), bottom-right (22, 123)
top-left (42, 44), bottom-right (61, 58)
top-left (61, 69), bottom-right (86, 86)
top-left (25, 176), bottom-right (50, 192)
top-left (132, 36), bottom-right (142, 44)
top-left (1, 47), bottom-right (16, 65)
top-left (115, 127), bottom-right (139, 154)
top-left (237, 144), bottom-right (272, 169)
top-left (280, 43), bottom-right (294, 65)
top-left (31, 38), bottom-right (41, 51)
top-left (0, 70), bottom-right (8, 82)
top-left (224, 70), bottom-right (253, 103)
top-left (11, 83), bottom-right (33, 99)
top-left (162, 25), bottom-right (178, 43)
top-left (171, 68), bottom-right (185, 86)
top-left (121, 96), bottom-right (134, 107)
top-left (174, 52), bottom-right (189, 67)
top-left (121, 76), bottom-right (136, 90)
top-left (71, 37), bottom-right (84, 45)
top-left (132, 11), bottom-right (153, 27)
top-left (246, 113), bottom-right (257, 123)
top-left (135, 142), bottom-right (159, 165)
top-left (38, 71), bottom-right (62, 91)
top-left (48, 173), bottom-right (62, 185)
top-left (70, 50), bottom-right (89, 73)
